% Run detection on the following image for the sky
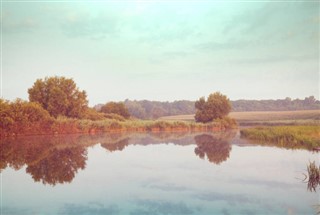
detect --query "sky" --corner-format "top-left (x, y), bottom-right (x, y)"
top-left (1, 0), bottom-right (319, 106)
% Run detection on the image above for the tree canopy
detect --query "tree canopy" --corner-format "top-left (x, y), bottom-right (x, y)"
top-left (195, 92), bottom-right (231, 123)
top-left (28, 76), bottom-right (88, 118)
top-left (100, 102), bottom-right (130, 119)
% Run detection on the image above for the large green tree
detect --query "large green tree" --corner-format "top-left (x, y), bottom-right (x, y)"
top-left (28, 76), bottom-right (88, 118)
top-left (100, 102), bottom-right (130, 119)
top-left (195, 92), bottom-right (231, 123)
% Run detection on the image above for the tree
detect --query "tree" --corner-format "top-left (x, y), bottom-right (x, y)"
top-left (28, 76), bottom-right (88, 118)
top-left (195, 92), bottom-right (231, 123)
top-left (100, 102), bottom-right (130, 119)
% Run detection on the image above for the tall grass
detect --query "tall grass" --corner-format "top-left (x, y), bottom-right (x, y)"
top-left (306, 161), bottom-right (320, 192)
top-left (1, 116), bottom-right (237, 137)
top-left (240, 125), bottom-right (320, 150)
top-left (61, 117), bottom-right (236, 134)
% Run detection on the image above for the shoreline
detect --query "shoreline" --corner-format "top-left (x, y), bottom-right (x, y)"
top-left (0, 118), bottom-right (237, 138)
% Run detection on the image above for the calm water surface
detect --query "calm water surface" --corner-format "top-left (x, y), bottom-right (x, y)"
top-left (1, 131), bottom-right (319, 215)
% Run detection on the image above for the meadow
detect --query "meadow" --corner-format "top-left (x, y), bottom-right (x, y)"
top-left (159, 110), bottom-right (320, 126)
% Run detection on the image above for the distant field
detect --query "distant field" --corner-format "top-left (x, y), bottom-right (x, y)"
top-left (159, 110), bottom-right (320, 125)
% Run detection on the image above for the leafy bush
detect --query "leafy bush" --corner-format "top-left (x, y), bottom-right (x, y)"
top-left (81, 107), bottom-right (105, 121)
top-left (0, 99), bottom-right (54, 136)
top-left (100, 102), bottom-right (130, 119)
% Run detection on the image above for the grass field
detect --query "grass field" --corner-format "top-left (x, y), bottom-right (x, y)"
top-left (159, 110), bottom-right (320, 126)
top-left (240, 125), bottom-right (320, 150)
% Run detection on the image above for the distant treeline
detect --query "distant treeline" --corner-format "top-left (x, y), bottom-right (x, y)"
top-left (232, 96), bottom-right (320, 112)
top-left (94, 96), bottom-right (320, 119)
top-left (95, 100), bottom-right (195, 119)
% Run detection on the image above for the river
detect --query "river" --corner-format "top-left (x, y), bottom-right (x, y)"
top-left (1, 131), bottom-right (319, 215)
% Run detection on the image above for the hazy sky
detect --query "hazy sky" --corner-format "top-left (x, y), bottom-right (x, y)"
top-left (2, 1), bottom-right (319, 106)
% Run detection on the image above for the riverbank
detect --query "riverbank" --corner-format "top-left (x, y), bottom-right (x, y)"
top-left (240, 125), bottom-right (320, 150)
top-left (0, 116), bottom-right (237, 137)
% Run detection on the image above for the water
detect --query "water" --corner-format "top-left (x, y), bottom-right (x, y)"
top-left (1, 131), bottom-right (319, 215)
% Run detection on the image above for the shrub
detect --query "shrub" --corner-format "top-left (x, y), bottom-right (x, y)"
top-left (100, 102), bottom-right (130, 119)
top-left (195, 92), bottom-right (232, 123)
top-left (0, 99), bottom-right (54, 136)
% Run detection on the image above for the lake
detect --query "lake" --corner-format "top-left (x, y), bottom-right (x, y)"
top-left (1, 131), bottom-right (319, 215)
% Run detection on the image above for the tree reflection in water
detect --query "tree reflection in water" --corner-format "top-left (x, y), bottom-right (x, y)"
top-left (0, 135), bottom-right (88, 185)
top-left (100, 133), bottom-right (130, 152)
top-left (1, 131), bottom-right (236, 185)
top-left (194, 133), bottom-right (233, 165)
top-left (26, 147), bottom-right (87, 185)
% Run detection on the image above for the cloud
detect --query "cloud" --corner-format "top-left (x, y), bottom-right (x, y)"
top-left (131, 200), bottom-right (200, 215)
top-left (3, 17), bottom-right (39, 34)
top-left (195, 192), bottom-right (256, 206)
top-left (59, 203), bottom-right (119, 215)
top-left (239, 209), bottom-right (256, 215)
top-left (232, 178), bottom-right (297, 190)
top-left (135, 24), bottom-right (199, 45)
top-left (61, 12), bottom-right (120, 38)
top-left (144, 182), bottom-right (189, 192)
top-left (221, 208), bottom-right (259, 215)
top-left (197, 40), bottom-right (250, 51)
top-left (2, 207), bottom-right (34, 215)
top-left (233, 53), bottom-right (318, 65)
top-left (221, 208), bottom-right (231, 215)
top-left (162, 51), bottom-right (192, 59)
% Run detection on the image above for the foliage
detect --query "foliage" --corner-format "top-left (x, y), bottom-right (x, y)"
top-left (0, 99), bottom-right (14, 129)
top-left (81, 107), bottom-right (106, 121)
top-left (195, 92), bottom-right (232, 123)
top-left (0, 99), bottom-right (54, 136)
top-left (240, 125), bottom-right (320, 150)
top-left (28, 76), bottom-right (88, 118)
top-left (100, 102), bottom-right (130, 119)
top-left (213, 116), bottom-right (238, 129)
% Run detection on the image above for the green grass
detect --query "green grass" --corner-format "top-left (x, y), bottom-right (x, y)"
top-left (240, 125), bottom-right (320, 150)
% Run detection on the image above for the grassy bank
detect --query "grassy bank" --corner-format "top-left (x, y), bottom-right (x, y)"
top-left (240, 125), bottom-right (320, 150)
top-left (1, 116), bottom-right (237, 137)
